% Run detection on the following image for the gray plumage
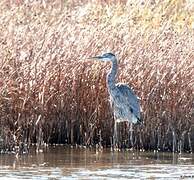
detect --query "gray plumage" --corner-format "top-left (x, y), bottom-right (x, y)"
top-left (110, 83), bottom-right (141, 124)
top-left (91, 52), bottom-right (141, 124)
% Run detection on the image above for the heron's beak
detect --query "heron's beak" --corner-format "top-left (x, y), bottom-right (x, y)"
top-left (89, 55), bottom-right (108, 62)
top-left (90, 56), bottom-right (104, 59)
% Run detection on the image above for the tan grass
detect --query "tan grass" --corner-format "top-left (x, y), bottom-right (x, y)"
top-left (0, 0), bottom-right (193, 153)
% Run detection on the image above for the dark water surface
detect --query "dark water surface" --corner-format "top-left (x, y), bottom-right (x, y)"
top-left (0, 146), bottom-right (194, 179)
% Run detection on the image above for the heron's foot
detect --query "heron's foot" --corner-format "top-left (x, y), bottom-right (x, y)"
top-left (113, 144), bottom-right (119, 151)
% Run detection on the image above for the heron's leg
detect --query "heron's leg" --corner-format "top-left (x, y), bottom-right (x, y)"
top-left (129, 123), bottom-right (134, 148)
top-left (113, 120), bottom-right (118, 149)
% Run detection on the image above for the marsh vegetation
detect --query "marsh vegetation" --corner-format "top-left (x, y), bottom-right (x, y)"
top-left (0, 0), bottom-right (193, 153)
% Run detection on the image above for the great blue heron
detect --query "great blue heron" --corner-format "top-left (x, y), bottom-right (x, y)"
top-left (90, 52), bottom-right (142, 148)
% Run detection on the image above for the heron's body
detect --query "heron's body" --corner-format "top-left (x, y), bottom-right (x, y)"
top-left (90, 52), bottom-right (142, 148)
top-left (106, 56), bottom-right (141, 124)
top-left (109, 83), bottom-right (140, 123)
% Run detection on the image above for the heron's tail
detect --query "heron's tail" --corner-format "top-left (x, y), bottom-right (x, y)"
top-left (131, 113), bottom-right (143, 125)
top-left (137, 117), bottom-right (143, 125)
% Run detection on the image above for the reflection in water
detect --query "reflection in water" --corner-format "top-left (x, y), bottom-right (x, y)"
top-left (0, 147), bottom-right (194, 179)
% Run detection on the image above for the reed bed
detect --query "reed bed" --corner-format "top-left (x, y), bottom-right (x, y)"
top-left (0, 0), bottom-right (193, 153)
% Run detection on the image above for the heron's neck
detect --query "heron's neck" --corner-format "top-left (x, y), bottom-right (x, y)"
top-left (107, 59), bottom-right (117, 90)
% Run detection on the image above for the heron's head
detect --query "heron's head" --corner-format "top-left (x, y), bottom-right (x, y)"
top-left (90, 53), bottom-right (116, 62)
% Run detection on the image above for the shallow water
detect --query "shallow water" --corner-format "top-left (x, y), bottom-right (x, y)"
top-left (0, 147), bottom-right (194, 179)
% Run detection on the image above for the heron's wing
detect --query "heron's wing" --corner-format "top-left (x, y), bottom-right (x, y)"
top-left (116, 83), bottom-right (141, 120)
